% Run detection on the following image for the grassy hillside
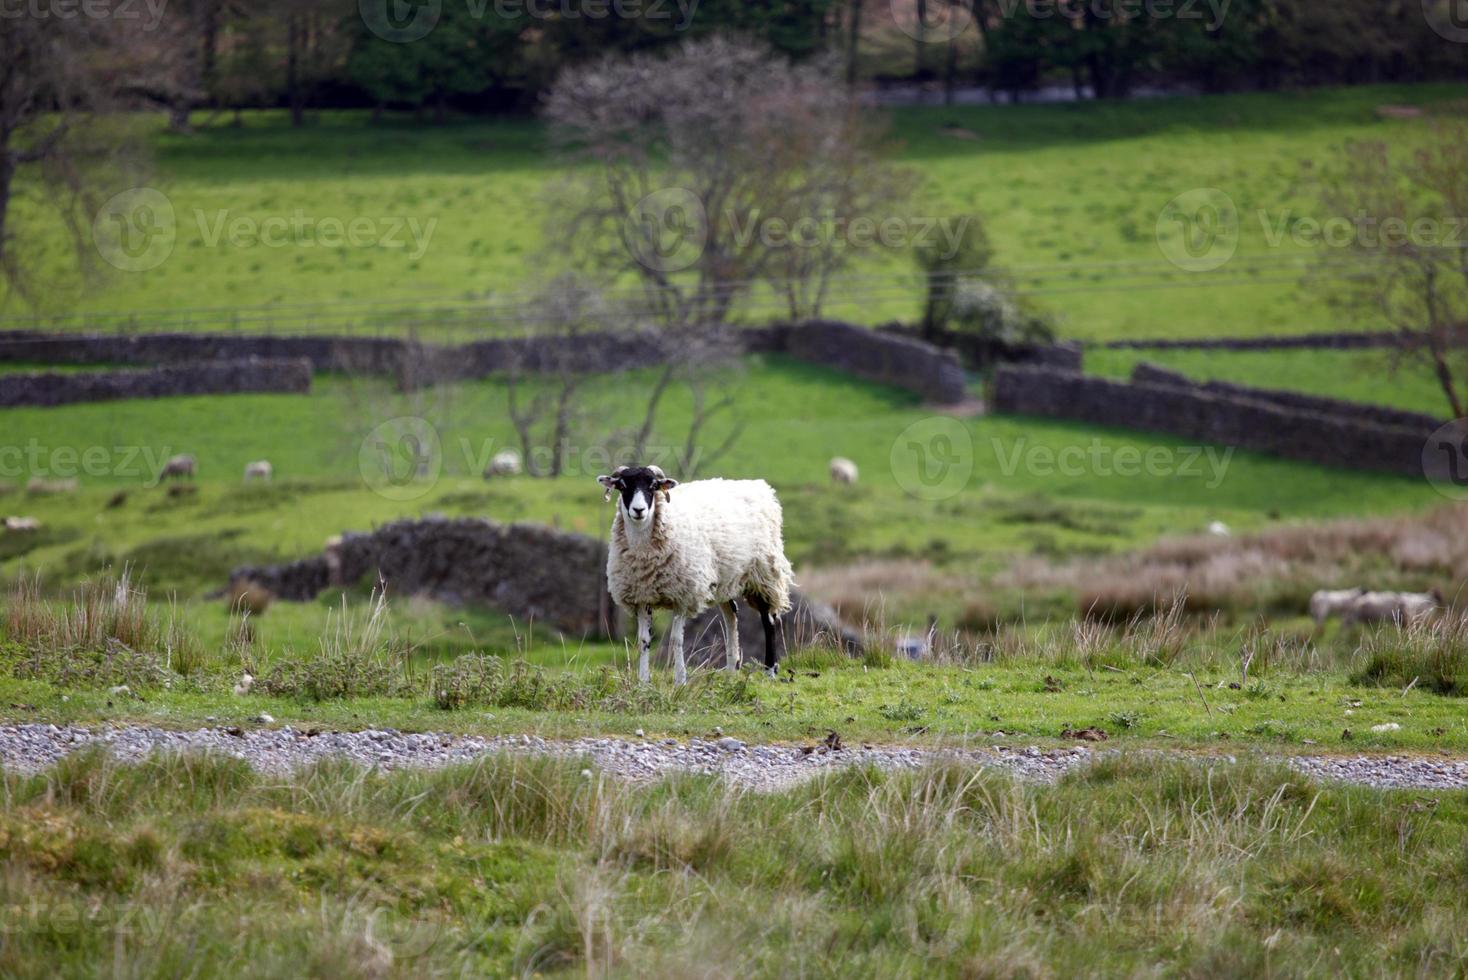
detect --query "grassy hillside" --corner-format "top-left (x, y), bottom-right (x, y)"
top-left (7, 84), bottom-right (1467, 341)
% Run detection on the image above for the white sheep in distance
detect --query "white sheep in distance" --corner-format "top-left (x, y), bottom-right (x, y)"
top-left (1342, 589), bottom-right (1444, 627)
top-left (2, 516), bottom-right (40, 532)
top-left (484, 449), bottom-right (522, 478)
top-left (829, 457), bottom-right (858, 485)
top-left (1206, 520), bottom-right (1230, 537)
top-left (243, 460), bottom-right (273, 482)
top-left (1309, 587), bottom-right (1364, 626)
top-left (598, 464), bottom-right (794, 684)
top-left (157, 453), bottom-right (196, 483)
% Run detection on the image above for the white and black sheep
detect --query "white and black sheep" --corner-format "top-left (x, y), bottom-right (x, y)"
top-left (157, 453), bottom-right (196, 483)
top-left (243, 460), bottom-right (273, 482)
top-left (483, 449), bottom-right (522, 478)
top-left (598, 464), bottom-right (794, 684)
top-left (829, 457), bottom-right (858, 485)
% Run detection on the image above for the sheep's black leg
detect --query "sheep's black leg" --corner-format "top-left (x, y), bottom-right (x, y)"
top-left (760, 610), bottom-right (779, 673)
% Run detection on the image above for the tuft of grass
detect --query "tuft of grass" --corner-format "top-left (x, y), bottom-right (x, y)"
top-left (1, 570), bottom-right (202, 688)
top-left (260, 589), bottom-right (416, 701)
top-left (1352, 614), bottom-right (1468, 695)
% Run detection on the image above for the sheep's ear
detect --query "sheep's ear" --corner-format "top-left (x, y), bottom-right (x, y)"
top-left (656, 478), bottom-right (679, 494)
top-left (597, 474), bottom-right (621, 490)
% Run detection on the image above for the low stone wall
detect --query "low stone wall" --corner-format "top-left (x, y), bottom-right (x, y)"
top-left (0, 329), bottom-right (408, 375)
top-left (1129, 362), bottom-right (1444, 435)
top-left (0, 358), bottom-right (312, 408)
top-left (2, 321), bottom-right (968, 405)
top-left (1102, 331), bottom-right (1404, 352)
top-left (878, 324), bottom-right (1083, 372)
top-left (784, 320), bottom-right (968, 404)
top-left (231, 517), bottom-right (619, 639)
top-left (992, 365), bottom-right (1435, 477)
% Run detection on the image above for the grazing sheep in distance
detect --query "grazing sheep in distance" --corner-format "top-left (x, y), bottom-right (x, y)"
top-left (1309, 587), bottom-right (1364, 626)
top-left (157, 453), bottom-right (196, 483)
top-left (829, 457), bottom-right (858, 485)
top-left (484, 449), bottom-right (522, 478)
top-left (2, 516), bottom-right (40, 532)
top-left (25, 477), bottom-right (78, 495)
top-left (599, 464), bottom-right (794, 684)
top-left (1206, 521), bottom-right (1230, 537)
top-left (243, 460), bottom-right (273, 482)
top-left (1342, 589), bottom-right (1443, 627)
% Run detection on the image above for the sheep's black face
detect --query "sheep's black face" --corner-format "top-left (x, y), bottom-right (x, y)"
top-left (597, 466), bottom-right (678, 526)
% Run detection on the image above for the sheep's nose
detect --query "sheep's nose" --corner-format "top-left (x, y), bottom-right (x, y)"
top-left (630, 506), bottom-right (646, 519)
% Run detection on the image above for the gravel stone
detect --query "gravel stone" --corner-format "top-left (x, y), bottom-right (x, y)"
top-left (0, 724), bottom-right (1459, 792)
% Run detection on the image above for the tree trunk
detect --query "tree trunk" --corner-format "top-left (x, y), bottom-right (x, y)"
top-left (846, 0), bottom-right (864, 87)
top-left (287, 15), bottom-right (305, 127)
top-left (168, 101), bottom-right (192, 132)
top-left (1428, 335), bottom-right (1466, 419)
top-left (0, 140), bottom-right (13, 269)
top-left (943, 34), bottom-right (958, 105)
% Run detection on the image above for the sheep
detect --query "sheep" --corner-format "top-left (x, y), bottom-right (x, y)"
top-left (1342, 589), bottom-right (1443, 628)
top-left (243, 460), bottom-right (273, 482)
top-left (483, 449), bottom-right (522, 478)
top-left (25, 477), bottom-right (77, 495)
top-left (1398, 589), bottom-right (1445, 626)
top-left (598, 464), bottom-right (794, 684)
top-left (157, 453), bottom-right (196, 483)
top-left (1309, 587), bottom-right (1364, 626)
top-left (829, 457), bottom-right (858, 485)
top-left (1206, 520), bottom-right (1230, 537)
top-left (2, 516), bottom-right (40, 532)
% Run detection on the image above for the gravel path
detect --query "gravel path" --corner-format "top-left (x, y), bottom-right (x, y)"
top-left (0, 724), bottom-right (1464, 792)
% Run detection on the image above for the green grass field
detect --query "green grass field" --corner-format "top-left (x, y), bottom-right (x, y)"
top-left (4, 750), bottom-right (1465, 977)
top-left (8, 84), bottom-right (1468, 340)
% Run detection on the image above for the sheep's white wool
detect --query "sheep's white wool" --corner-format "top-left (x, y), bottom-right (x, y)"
top-left (606, 478), bottom-right (793, 619)
top-left (829, 457), bottom-right (858, 484)
top-left (243, 460), bottom-right (273, 481)
top-left (485, 450), bottom-right (522, 477)
top-left (1309, 587), bottom-right (1363, 625)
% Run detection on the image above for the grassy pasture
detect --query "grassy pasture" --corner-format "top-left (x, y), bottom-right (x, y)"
top-left (7, 84), bottom-right (1468, 341)
top-left (2, 750), bottom-right (1466, 978)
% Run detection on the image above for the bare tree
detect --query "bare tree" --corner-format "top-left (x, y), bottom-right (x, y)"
top-left (542, 37), bottom-right (912, 331)
top-left (1311, 125), bottom-right (1468, 419)
top-left (541, 38), bottom-right (910, 471)
top-left (0, 7), bottom-right (154, 300)
top-left (503, 276), bottom-right (617, 478)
